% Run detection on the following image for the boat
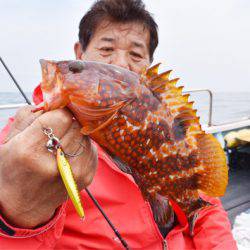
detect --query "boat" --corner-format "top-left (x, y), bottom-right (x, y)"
top-left (185, 89), bottom-right (250, 224)
top-left (0, 88), bottom-right (249, 224)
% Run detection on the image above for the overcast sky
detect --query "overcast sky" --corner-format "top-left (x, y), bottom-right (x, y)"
top-left (0, 0), bottom-right (249, 93)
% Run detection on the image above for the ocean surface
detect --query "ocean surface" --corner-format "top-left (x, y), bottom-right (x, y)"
top-left (0, 91), bottom-right (250, 129)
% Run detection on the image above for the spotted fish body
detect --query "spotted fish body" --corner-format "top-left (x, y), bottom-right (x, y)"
top-left (39, 59), bottom-right (228, 229)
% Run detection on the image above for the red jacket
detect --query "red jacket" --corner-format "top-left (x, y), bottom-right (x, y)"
top-left (0, 87), bottom-right (237, 249)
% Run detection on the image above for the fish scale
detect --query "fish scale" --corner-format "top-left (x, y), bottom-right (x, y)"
top-left (39, 59), bottom-right (228, 233)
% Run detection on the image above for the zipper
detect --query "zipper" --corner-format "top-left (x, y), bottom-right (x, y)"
top-left (162, 239), bottom-right (168, 250)
top-left (145, 202), bottom-right (170, 250)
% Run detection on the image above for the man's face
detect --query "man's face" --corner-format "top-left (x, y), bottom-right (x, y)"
top-left (74, 20), bottom-right (151, 74)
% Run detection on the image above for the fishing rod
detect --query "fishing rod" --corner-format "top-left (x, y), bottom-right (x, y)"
top-left (0, 57), bottom-right (31, 105)
top-left (0, 56), bottom-right (129, 250)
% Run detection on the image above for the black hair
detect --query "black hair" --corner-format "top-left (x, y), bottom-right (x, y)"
top-left (78, 0), bottom-right (158, 62)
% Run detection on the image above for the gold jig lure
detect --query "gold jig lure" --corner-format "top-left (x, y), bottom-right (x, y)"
top-left (42, 127), bottom-right (84, 219)
top-left (56, 147), bottom-right (85, 218)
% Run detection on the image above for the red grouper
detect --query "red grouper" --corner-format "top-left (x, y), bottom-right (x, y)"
top-left (38, 59), bottom-right (228, 233)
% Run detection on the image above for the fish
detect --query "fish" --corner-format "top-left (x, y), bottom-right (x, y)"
top-left (38, 59), bottom-right (228, 232)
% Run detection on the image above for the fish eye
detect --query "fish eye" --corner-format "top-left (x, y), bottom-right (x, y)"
top-left (69, 61), bottom-right (84, 73)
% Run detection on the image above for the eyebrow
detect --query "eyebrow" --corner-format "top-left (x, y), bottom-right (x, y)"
top-left (100, 37), bottom-right (145, 49)
top-left (131, 41), bottom-right (145, 49)
top-left (100, 37), bottom-right (114, 43)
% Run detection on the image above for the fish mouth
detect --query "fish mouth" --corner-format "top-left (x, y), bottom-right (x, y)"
top-left (39, 59), bottom-right (46, 67)
top-left (39, 59), bottom-right (57, 92)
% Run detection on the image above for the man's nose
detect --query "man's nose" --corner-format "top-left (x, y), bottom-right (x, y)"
top-left (111, 50), bottom-right (130, 70)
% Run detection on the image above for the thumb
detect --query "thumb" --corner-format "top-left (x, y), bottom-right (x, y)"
top-left (3, 105), bottom-right (43, 143)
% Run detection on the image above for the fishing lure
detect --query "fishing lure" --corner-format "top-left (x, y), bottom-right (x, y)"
top-left (43, 127), bottom-right (84, 218)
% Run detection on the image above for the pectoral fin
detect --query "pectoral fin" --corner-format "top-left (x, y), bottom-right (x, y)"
top-left (80, 111), bottom-right (119, 135)
top-left (70, 95), bottom-right (128, 135)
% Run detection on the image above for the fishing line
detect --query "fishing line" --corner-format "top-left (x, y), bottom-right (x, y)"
top-left (85, 188), bottom-right (129, 249)
top-left (0, 56), bottom-right (129, 249)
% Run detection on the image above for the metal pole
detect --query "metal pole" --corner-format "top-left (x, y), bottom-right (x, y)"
top-left (0, 57), bottom-right (31, 105)
top-left (184, 88), bottom-right (213, 127)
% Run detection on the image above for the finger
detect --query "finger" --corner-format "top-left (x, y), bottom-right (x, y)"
top-left (60, 120), bottom-right (83, 152)
top-left (76, 139), bottom-right (98, 189)
top-left (60, 120), bottom-right (90, 177)
top-left (8, 108), bottom-right (75, 180)
top-left (12, 108), bottom-right (74, 162)
top-left (4, 105), bottom-right (43, 142)
top-left (31, 108), bottom-right (74, 140)
top-left (60, 120), bottom-right (97, 188)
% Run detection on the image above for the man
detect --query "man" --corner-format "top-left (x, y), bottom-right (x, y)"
top-left (0, 0), bottom-right (237, 249)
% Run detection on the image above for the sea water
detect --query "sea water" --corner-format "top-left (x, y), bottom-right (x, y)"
top-left (0, 91), bottom-right (250, 129)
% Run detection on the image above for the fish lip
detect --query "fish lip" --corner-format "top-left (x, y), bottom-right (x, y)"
top-left (39, 59), bottom-right (55, 67)
top-left (39, 59), bottom-right (48, 70)
top-left (39, 59), bottom-right (45, 65)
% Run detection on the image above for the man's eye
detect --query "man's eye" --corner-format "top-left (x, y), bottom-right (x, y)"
top-left (100, 47), bottom-right (114, 52)
top-left (130, 51), bottom-right (143, 59)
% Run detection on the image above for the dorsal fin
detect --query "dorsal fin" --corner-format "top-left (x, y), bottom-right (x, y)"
top-left (146, 63), bottom-right (161, 79)
top-left (144, 64), bottom-right (204, 135)
top-left (172, 108), bottom-right (200, 140)
top-left (145, 64), bottom-right (176, 93)
top-left (165, 94), bottom-right (190, 106)
top-left (151, 70), bottom-right (172, 83)
top-left (148, 76), bottom-right (179, 97)
top-left (186, 101), bottom-right (194, 109)
top-left (149, 71), bottom-right (173, 92)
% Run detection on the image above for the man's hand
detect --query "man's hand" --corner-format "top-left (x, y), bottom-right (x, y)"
top-left (0, 106), bottom-right (98, 228)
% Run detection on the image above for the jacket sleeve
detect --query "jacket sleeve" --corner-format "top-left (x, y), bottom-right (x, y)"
top-left (193, 194), bottom-right (238, 250)
top-left (0, 119), bottom-right (67, 250)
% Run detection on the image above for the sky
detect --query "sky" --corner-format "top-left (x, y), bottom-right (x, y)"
top-left (0, 0), bottom-right (249, 93)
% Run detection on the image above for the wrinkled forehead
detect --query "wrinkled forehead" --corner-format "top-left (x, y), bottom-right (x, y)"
top-left (96, 20), bottom-right (149, 41)
top-left (91, 20), bottom-right (150, 53)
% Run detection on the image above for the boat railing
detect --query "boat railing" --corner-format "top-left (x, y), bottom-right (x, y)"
top-left (0, 103), bottom-right (27, 110)
top-left (0, 89), bottom-right (249, 133)
top-left (183, 88), bottom-right (213, 127)
top-left (0, 88), bottom-right (214, 126)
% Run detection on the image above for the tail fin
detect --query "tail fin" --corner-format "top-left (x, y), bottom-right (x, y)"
top-left (196, 133), bottom-right (228, 196)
